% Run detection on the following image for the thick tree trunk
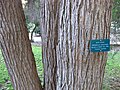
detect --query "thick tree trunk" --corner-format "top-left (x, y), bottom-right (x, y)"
top-left (40, 1), bottom-right (59, 89)
top-left (0, 0), bottom-right (42, 90)
top-left (40, 0), bottom-right (112, 90)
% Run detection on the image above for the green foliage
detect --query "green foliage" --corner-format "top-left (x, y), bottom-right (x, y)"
top-left (32, 46), bottom-right (43, 82)
top-left (111, 0), bottom-right (120, 32)
top-left (0, 50), bottom-right (13, 90)
top-left (25, 16), bottom-right (41, 35)
top-left (112, 0), bottom-right (120, 22)
top-left (106, 52), bottom-right (120, 77)
top-left (24, 0), bottom-right (41, 35)
top-left (102, 52), bottom-right (120, 90)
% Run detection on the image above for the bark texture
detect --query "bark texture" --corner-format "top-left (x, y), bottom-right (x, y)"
top-left (0, 0), bottom-right (42, 90)
top-left (40, 0), bottom-right (112, 90)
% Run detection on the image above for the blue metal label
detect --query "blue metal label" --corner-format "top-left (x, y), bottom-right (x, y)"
top-left (90, 39), bottom-right (110, 52)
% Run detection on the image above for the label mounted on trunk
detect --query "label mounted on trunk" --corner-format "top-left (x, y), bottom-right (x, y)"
top-left (90, 39), bottom-right (110, 52)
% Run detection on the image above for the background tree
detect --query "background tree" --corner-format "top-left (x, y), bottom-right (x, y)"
top-left (24, 0), bottom-right (41, 42)
top-left (111, 0), bottom-right (120, 33)
top-left (110, 0), bottom-right (120, 56)
top-left (0, 0), bottom-right (42, 89)
top-left (40, 0), bottom-right (112, 90)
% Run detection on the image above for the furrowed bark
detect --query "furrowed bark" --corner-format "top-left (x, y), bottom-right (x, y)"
top-left (0, 0), bottom-right (42, 90)
top-left (40, 0), bottom-right (112, 90)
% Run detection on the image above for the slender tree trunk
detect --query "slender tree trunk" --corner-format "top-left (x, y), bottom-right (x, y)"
top-left (40, 0), bottom-right (112, 90)
top-left (31, 24), bottom-right (37, 42)
top-left (0, 0), bottom-right (42, 90)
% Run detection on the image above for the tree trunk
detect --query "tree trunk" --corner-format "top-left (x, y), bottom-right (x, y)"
top-left (0, 0), bottom-right (42, 90)
top-left (40, 0), bottom-right (112, 90)
top-left (31, 24), bottom-right (37, 42)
